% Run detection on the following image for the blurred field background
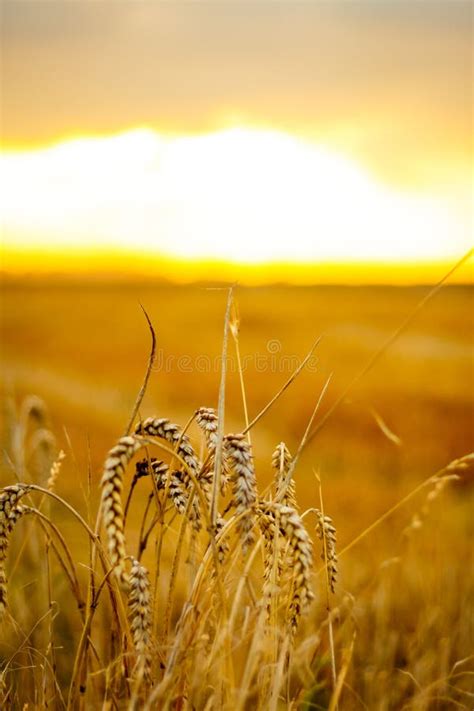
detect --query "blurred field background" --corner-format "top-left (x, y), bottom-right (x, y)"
top-left (1, 279), bottom-right (472, 537)
top-left (1, 278), bottom-right (473, 707)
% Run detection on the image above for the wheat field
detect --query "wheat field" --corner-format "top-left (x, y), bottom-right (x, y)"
top-left (0, 280), bottom-right (473, 709)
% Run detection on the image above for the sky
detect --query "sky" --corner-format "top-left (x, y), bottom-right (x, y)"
top-left (1, 1), bottom-right (472, 283)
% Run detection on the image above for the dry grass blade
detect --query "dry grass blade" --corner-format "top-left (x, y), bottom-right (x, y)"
top-left (313, 472), bottom-right (338, 696)
top-left (305, 248), bottom-right (473, 449)
top-left (230, 298), bottom-right (252, 444)
top-left (242, 335), bottom-right (322, 435)
top-left (124, 305), bottom-right (156, 436)
top-left (337, 453), bottom-right (473, 561)
top-left (211, 286), bottom-right (233, 526)
top-left (328, 632), bottom-right (356, 711)
top-left (369, 406), bottom-right (402, 446)
top-left (277, 373), bottom-right (332, 503)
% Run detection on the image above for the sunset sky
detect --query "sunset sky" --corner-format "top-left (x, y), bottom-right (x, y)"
top-left (1, 1), bottom-right (472, 282)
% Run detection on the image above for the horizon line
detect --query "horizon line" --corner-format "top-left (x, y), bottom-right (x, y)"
top-left (1, 249), bottom-right (472, 287)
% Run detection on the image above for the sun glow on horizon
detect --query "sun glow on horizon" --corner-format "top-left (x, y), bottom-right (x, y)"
top-left (1, 127), bottom-right (471, 280)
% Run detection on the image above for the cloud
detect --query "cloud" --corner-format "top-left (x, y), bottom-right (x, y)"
top-left (1, 1), bottom-right (471, 189)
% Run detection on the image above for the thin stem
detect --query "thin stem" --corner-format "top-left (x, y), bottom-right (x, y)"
top-left (276, 373), bottom-right (332, 502)
top-left (316, 472), bottom-right (337, 696)
top-left (305, 248), bottom-right (473, 449)
top-left (243, 336), bottom-right (322, 435)
top-left (212, 286), bottom-right (233, 527)
top-left (124, 305), bottom-right (156, 436)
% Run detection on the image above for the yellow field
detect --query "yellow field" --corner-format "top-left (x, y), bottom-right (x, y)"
top-left (0, 280), bottom-right (473, 709)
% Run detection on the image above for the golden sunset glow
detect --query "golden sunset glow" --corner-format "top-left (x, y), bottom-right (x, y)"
top-left (2, 127), bottom-right (472, 282)
top-left (1, 1), bottom-right (472, 282)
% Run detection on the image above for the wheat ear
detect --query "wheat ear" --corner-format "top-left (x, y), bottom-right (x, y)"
top-left (135, 418), bottom-right (204, 528)
top-left (129, 557), bottom-right (152, 680)
top-left (195, 407), bottom-right (218, 449)
top-left (0, 485), bottom-right (33, 615)
top-left (134, 418), bottom-right (200, 485)
top-left (224, 433), bottom-right (258, 550)
top-left (135, 458), bottom-right (188, 516)
top-left (257, 503), bottom-right (284, 617)
top-left (446, 452), bottom-right (474, 478)
top-left (100, 435), bottom-right (143, 584)
top-left (214, 514), bottom-right (230, 564)
top-left (258, 501), bottom-right (314, 633)
top-left (272, 442), bottom-right (297, 508)
top-left (196, 407), bottom-right (230, 495)
top-left (315, 509), bottom-right (338, 594)
top-left (47, 449), bottom-right (65, 492)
